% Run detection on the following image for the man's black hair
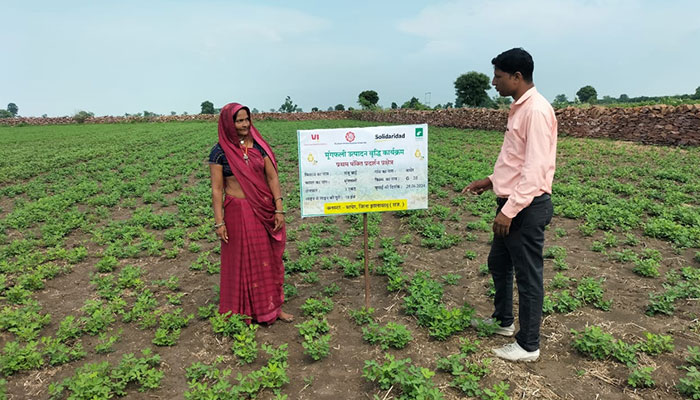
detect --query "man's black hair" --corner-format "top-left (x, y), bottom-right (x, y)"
top-left (492, 48), bottom-right (534, 82)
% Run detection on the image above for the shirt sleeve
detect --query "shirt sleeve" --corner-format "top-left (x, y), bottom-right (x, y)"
top-left (501, 110), bottom-right (554, 218)
top-left (208, 144), bottom-right (224, 164)
top-left (253, 141), bottom-right (269, 158)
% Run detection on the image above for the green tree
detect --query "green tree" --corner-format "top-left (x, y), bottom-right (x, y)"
top-left (576, 85), bottom-right (598, 103)
top-left (693, 86), bottom-right (700, 100)
top-left (6, 103), bottom-right (18, 116)
top-left (311, 107), bottom-right (319, 112)
top-left (600, 95), bottom-right (615, 104)
top-left (200, 101), bottom-right (215, 114)
top-left (73, 110), bottom-right (94, 124)
top-left (493, 96), bottom-right (512, 109)
top-left (358, 90), bottom-right (379, 109)
top-left (334, 104), bottom-right (345, 111)
top-left (454, 71), bottom-right (491, 107)
top-left (391, 102), bottom-right (398, 109)
top-left (279, 96), bottom-right (299, 113)
top-left (0, 110), bottom-right (12, 118)
top-left (554, 94), bottom-right (569, 105)
top-left (401, 97), bottom-right (430, 110)
top-left (619, 94), bottom-right (630, 102)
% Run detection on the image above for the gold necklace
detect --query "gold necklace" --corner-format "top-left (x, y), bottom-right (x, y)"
top-left (239, 139), bottom-right (249, 164)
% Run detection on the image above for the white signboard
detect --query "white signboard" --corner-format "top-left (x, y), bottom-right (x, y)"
top-left (297, 124), bottom-right (428, 217)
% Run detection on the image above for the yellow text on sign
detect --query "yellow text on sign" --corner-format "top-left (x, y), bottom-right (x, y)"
top-left (324, 199), bottom-right (408, 214)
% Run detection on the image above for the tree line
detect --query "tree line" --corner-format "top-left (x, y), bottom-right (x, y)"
top-left (197, 72), bottom-right (700, 115)
top-left (195, 72), bottom-right (513, 116)
top-left (554, 85), bottom-right (700, 108)
top-left (5, 78), bottom-right (699, 119)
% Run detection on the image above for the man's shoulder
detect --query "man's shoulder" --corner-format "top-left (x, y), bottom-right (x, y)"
top-left (528, 90), bottom-right (551, 105)
top-left (526, 91), bottom-right (555, 115)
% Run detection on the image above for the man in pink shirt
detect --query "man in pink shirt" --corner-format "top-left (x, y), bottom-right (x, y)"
top-left (464, 48), bottom-right (557, 362)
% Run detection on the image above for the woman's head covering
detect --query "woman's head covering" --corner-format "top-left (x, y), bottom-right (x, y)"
top-left (218, 103), bottom-right (278, 170)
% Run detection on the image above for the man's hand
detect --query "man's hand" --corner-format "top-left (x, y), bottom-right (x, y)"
top-left (462, 178), bottom-right (493, 195)
top-left (493, 211), bottom-right (512, 237)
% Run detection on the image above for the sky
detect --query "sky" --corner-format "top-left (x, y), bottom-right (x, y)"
top-left (3, 0), bottom-right (700, 117)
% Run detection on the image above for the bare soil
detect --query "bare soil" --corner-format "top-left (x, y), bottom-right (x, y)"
top-left (3, 194), bottom-right (698, 399)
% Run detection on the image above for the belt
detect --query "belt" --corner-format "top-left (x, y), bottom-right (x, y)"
top-left (496, 193), bottom-right (550, 206)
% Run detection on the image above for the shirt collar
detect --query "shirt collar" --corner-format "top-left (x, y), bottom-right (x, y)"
top-left (513, 86), bottom-right (538, 106)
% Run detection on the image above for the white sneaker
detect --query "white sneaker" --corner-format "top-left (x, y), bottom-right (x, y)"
top-left (471, 318), bottom-right (515, 337)
top-left (492, 342), bottom-right (539, 362)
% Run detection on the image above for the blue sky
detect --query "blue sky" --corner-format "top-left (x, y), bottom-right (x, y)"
top-left (3, 0), bottom-right (699, 117)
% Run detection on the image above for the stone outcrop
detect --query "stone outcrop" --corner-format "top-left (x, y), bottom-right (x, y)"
top-left (3, 105), bottom-right (699, 146)
top-left (553, 104), bottom-right (700, 146)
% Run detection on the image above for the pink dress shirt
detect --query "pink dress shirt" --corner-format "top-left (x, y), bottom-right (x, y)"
top-left (488, 87), bottom-right (558, 218)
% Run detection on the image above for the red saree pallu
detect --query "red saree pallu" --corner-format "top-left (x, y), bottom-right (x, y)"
top-left (219, 195), bottom-right (284, 323)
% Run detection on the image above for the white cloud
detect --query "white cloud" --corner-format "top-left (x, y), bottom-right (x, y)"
top-left (4, 1), bottom-right (700, 115)
top-left (397, 0), bottom-right (700, 50)
top-left (393, 0), bottom-right (700, 101)
top-left (18, 3), bottom-right (331, 56)
top-left (182, 4), bottom-right (332, 44)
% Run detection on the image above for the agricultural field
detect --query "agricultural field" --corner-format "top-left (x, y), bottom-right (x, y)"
top-left (0, 119), bottom-right (699, 400)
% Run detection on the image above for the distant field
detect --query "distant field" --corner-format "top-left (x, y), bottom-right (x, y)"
top-left (0, 121), bottom-right (699, 399)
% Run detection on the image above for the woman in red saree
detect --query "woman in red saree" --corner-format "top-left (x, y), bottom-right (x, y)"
top-left (208, 102), bottom-right (293, 324)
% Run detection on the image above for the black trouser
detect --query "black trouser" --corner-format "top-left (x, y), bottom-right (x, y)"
top-left (488, 194), bottom-right (552, 352)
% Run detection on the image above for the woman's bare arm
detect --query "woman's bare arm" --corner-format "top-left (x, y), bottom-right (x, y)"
top-left (264, 158), bottom-right (285, 232)
top-left (209, 163), bottom-right (228, 243)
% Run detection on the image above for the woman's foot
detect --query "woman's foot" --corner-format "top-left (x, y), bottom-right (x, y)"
top-left (279, 311), bottom-right (294, 322)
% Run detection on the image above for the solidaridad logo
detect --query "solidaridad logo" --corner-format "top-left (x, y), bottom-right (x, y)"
top-left (345, 131), bottom-right (355, 142)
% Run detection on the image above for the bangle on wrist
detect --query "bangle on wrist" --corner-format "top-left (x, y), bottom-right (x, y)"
top-left (274, 197), bottom-right (283, 202)
top-left (214, 222), bottom-right (225, 229)
top-left (274, 210), bottom-right (285, 214)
